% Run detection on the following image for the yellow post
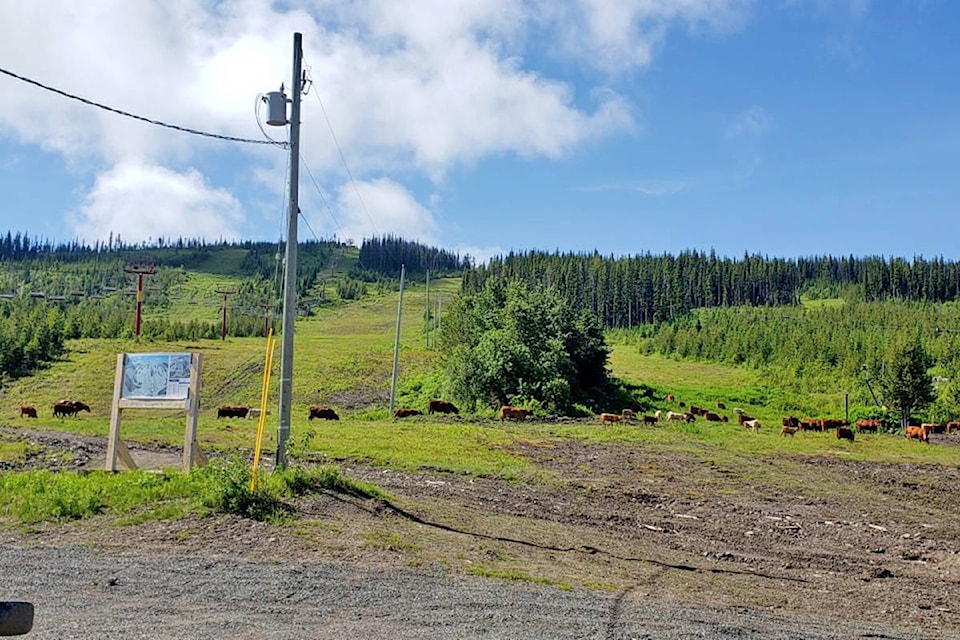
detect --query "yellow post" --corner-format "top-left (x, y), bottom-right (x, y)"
top-left (251, 330), bottom-right (276, 490)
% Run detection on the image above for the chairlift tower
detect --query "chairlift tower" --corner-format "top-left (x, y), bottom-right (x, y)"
top-left (265, 32), bottom-right (304, 468)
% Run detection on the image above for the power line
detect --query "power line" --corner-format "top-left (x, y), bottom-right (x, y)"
top-left (0, 65), bottom-right (286, 147)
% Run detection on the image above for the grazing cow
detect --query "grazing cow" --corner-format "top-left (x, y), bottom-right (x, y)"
top-left (717, 402), bottom-right (727, 410)
top-left (393, 407), bottom-right (423, 418)
top-left (781, 425), bottom-right (799, 437)
top-left (217, 405), bottom-right (249, 419)
top-left (799, 418), bottom-right (821, 432)
top-left (599, 413), bottom-right (621, 424)
top-left (667, 411), bottom-right (694, 423)
top-left (53, 400), bottom-right (91, 418)
top-left (689, 405), bottom-right (704, 416)
top-left (743, 419), bottom-right (761, 432)
top-left (836, 426), bottom-right (855, 442)
top-left (782, 416), bottom-right (800, 429)
top-left (855, 419), bottom-right (880, 434)
top-left (703, 412), bottom-right (722, 422)
top-left (905, 425), bottom-right (929, 443)
top-left (427, 399), bottom-right (459, 415)
top-left (498, 406), bottom-right (532, 422)
top-left (947, 421), bottom-right (960, 434)
top-left (665, 394), bottom-right (675, 403)
top-left (923, 422), bottom-right (945, 434)
top-left (737, 413), bottom-right (754, 426)
top-left (678, 401), bottom-right (686, 408)
top-left (642, 415), bottom-right (657, 425)
top-left (19, 405), bottom-right (37, 418)
top-left (308, 406), bottom-right (340, 421)
top-left (654, 410), bottom-right (663, 421)
top-left (821, 418), bottom-right (849, 431)
top-left (621, 409), bottom-right (636, 420)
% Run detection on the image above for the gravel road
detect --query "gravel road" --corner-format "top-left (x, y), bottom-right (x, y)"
top-left (1, 544), bottom-right (933, 639)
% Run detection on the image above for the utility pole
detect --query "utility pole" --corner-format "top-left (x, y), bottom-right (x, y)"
top-left (390, 265), bottom-right (406, 412)
top-left (269, 32), bottom-right (304, 468)
top-left (425, 269), bottom-right (430, 349)
top-left (124, 265), bottom-right (157, 339)
top-left (215, 289), bottom-right (236, 341)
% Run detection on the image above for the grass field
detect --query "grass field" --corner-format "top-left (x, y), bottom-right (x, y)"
top-left (2, 273), bottom-right (958, 476)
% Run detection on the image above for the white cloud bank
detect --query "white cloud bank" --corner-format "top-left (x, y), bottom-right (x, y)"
top-left (0, 0), bottom-right (754, 246)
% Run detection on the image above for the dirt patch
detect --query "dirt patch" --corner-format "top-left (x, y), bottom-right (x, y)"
top-left (2, 425), bottom-right (959, 636)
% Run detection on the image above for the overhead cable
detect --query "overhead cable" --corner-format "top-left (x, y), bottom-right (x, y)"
top-left (0, 65), bottom-right (285, 147)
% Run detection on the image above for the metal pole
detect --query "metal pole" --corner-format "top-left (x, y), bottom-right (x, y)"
top-left (276, 32), bottom-right (303, 469)
top-left (389, 265), bottom-right (405, 412)
top-left (425, 269), bottom-right (430, 349)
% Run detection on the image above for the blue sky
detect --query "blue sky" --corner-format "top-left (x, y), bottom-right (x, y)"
top-left (1, 0), bottom-right (958, 263)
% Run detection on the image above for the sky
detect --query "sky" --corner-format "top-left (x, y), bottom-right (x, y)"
top-left (0, 0), bottom-right (958, 264)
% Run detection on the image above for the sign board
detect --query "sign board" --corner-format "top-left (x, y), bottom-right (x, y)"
top-left (121, 353), bottom-right (192, 399)
top-left (107, 352), bottom-right (205, 471)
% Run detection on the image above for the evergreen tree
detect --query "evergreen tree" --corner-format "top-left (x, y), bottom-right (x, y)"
top-left (878, 334), bottom-right (935, 428)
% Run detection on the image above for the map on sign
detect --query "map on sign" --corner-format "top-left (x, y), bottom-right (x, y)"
top-left (122, 353), bottom-right (192, 399)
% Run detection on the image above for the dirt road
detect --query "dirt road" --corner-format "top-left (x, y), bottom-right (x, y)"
top-left (1, 426), bottom-right (957, 638)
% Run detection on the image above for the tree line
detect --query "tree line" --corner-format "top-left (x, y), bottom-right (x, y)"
top-left (359, 235), bottom-right (472, 278)
top-left (462, 250), bottom-right (960, 328)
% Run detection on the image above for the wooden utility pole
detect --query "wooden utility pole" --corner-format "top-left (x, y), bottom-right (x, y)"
top-left (389, 265), bottom-right (406, 412)
top-left (124, 265), bottom-right (157, 338)
top-left (216, 289), bottom-right (236, 341)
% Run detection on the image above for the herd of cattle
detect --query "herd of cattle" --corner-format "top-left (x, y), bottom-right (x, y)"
top-left (15, 395), bottom-right (958, 445)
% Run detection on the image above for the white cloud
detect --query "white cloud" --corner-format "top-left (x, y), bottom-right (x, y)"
top-left (312, 177), bottom-right (439, 246)
top-left (727, 106), bottom-right (773, 138)
top-left (538, 0), bottom-right (754, 74)
top-left (69, 162), bottom-right (244, 245)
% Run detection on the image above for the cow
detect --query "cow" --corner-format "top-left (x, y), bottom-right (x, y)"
top-left (836, 426), bottom-right (855, 442)
top-left (665, 394), bottom-right (675, 403)
top-left (308, 406), bottom-right (339, 421)
top-left (599, 413), bottom-right (621, 424)
top-left (667, 411), bottom-right (694, 423)
top-left (642, 415), bottom-right (657, 425)
top-left (19, 405), bottom-right (37, 418)
top-left (654, 410), bottom-right (663, 421)
top-left (678, 401), bottom-right (686, 408)
top-left (498, 406), bottom-right (533, 422)
top-left (855, 419), bottom-right (880, 434)
top-left (217, 405), bottom-right (249, 419)
top-left (737, 413), bottom-right (754, 426)
top-left (821, 418), bottom-right (849, 431)
top-left (799, 418), bottom-right (822, 432)
top-left (905, 425), bottom-right (929, 443)
top-left (743, 419), bottom-right (761, 432)
top-left (782, 416), bottom-right (800, 429)
top-left (53, 400), bottom-right (91, 418)
top-left (923, 422), bottom-right (945, 435)
top-left (689, 405), bottom-right (704, 416)
top-left (393, 407), bottom-right (423, 418)
top-left (427, 399), bottom-right (459, 415)
top-left (621, 409), bottom-right (636, 421)
top-left (703, 411), bottom-right (722, 422)
top-left (780, 425), bottom-right (799, 437)
top-left (947, 421), bottom-right (960, 434)
top-left (717, 402), bottom-right (727, 410)
top-left (721, 415), bottom-right (729, 422)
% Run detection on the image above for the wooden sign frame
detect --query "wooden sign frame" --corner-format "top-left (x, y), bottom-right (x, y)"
top-left (105, 352), bottom-right (205, 471)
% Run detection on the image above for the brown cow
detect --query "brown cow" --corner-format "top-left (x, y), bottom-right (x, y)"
top-left (922, 422), bottom-right (945, 434)
top-left (780, 425), bottom-right (799, 437)
top-left (836, 426), bottom-right (855, 442)
top-left (821, 418), bottom-right (848, 430)
top-left (667, 411), bottom-right (694, 423)
top-left (19, 405), bottom-right (37, 418)
top-left (308, 406), bottom-right (340, 421)
top-left (53, 400), bottom-right (91, 418)
top-left (599, 413), bottom-right (621, 424)
top-left (665, 394), bottom-right (675, 403)
top-left (905, 425), bottom-right (928, 443)
top-left (689, 405), bottom-right (704, 416)
top-left (799, 418), bottom-right (821, 432)
top-left (855, 419), bottom-right (880, 434)
top-left (742, 419), bottom-right (761, 432)
top-left (498, 406), bottom-right (533, 422)
top-left (393, 407), bottom-right (422, 418)
top-left (737, 413), bottom-right (754, 426)
top-left (642, 415), bottom-right (657, 425)
top-left (703, 411), bottom-right (722, 422)
top-left (427, 399), bottom-right (459, 415)
top-left (717, 402), bottom-right (727, 410)
top-left (947, 421), bottom-right (960, 434)
top-left (217, 405), bottom-right (249, 419)
top-left (782, 416), bottom-right (799, 429)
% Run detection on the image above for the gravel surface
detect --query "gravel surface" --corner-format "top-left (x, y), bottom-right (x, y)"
top-left (0, 545), bottom-right (931, 639)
